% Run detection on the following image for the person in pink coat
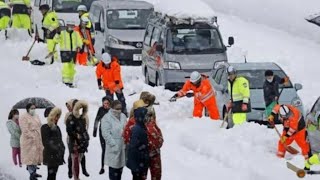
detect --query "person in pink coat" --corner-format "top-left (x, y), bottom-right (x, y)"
top-left (19, 103), bottom-right (43, 180)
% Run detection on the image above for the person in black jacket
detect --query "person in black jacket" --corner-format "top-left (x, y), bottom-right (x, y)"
top-left (93, 96), bottom-right (112, 175)
top-left (126, 107), bottom-right (150, 180)
top-left (263, 70), bottom-right (289, 119)
top-left (65, 99), bottom-right (90, 180)
top-left (41, 107), bottom-right (65, 180)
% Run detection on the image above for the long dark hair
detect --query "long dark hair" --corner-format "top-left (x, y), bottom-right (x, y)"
top-left (8, 109), bottom-right (19, 120)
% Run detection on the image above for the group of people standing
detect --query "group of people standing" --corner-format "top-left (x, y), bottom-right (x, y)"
top-left (6, 91), bottom-right (163, 180)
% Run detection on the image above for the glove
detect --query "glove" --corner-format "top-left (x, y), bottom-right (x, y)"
top-left (280, 136), bottom-right (287, 143)
top-left (83, 39), bottom-right (90, 45)
top-left (169, 94), bottom-right (177, 102)
top-left (226, 101), bottom-right (232, 112)
top-left (241, 103), bottom-right (248, 111)
top-left (268, 115), bottom-right (275, 126)
top-left (93, 130), bottom-right (97, 138)
top-left (99, 86), bottom-right (103, 90)
top-left (186, 92), bottom-right (194, 98)
top-left (79, 46), bottom-right (84, 53)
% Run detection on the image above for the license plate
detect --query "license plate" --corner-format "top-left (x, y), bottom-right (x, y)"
top-left (133, 54), bottom-right (142, 61)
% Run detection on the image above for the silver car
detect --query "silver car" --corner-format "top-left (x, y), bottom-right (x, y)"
top-left (306, 97), bottom-right (320, 153)
top-left (209, 62), bottom-right (304, 126)
top-left (141, 13), bottom-right (234, 91)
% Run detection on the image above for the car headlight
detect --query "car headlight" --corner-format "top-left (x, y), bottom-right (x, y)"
top-left (292, 98), bottom-right (302, 107)
top-left (108, 36), bottom-right (122, 45)
top-left (163, 61), bottom-right (181, 70)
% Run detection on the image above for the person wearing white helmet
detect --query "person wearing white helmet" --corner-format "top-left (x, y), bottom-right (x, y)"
top-left (77, 5), bottom-right (95, 43)
top-left (226, 65), bottom-right (251, 127)
top-left (170, 71), bottom-right (220, 120)
top-left (268, 104), bottom-right (310, 160)
top-left (52, 21), bottom-right (83, 87)
top-left (96, 53), bottom-right (128, 116)
top-left (75, 16), bottom-right (97, 66)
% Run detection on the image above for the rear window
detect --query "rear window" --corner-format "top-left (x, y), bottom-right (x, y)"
top-left (237, 70), bottom-right (293, 89)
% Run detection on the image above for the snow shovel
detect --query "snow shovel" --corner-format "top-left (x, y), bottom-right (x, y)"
top-left (286, 162), bottom-right (306, 178)
top-left (22, 39), bottom-right (36, 61)
top-left (220, 109), bottom-right (230, 128)
top-left (274, 126), bottom-right (299, 154)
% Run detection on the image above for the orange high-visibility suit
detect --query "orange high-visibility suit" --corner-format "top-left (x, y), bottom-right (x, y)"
top-left (177, 76), bottom-right (220, 119)
top-left (74, 26), bottom-right (95, 65)
top-left (96, 60), bottom-right (123, 94)
top-left (271, 104), bottom-right (309, 159)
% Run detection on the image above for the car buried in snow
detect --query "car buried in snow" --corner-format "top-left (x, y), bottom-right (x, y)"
top-left (306, 97), bottom-right (320, 154)
top-left (209, 61), bottom-right (304, 126)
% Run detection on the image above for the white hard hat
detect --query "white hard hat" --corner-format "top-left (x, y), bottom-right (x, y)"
top-left (190, 71), bottom-right (201, 83)
top-left (101, 53), bottom-right (111, 64)
top-left (77, 5), bottom-right (87, 12)
top-left (227, 66), bottom-right (236, 75)
top-left (279, 105), bottom-right (290, 119)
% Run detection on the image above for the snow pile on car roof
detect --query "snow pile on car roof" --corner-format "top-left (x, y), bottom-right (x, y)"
top-left (143, 0), bottom-right (215, 19)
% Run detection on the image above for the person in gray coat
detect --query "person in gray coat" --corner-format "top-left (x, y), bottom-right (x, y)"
top-left (6, 109), bottom-right (22, 167)
top-left (101, 100), bottom-right (127, 180)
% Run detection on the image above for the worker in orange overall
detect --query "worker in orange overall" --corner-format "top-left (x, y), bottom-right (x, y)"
top-left (268, 104), bottom-right (310, 159)
top-left (170, 71), bottom-right (220, 120)
top-left (75, 16), bottom-right (97, 66)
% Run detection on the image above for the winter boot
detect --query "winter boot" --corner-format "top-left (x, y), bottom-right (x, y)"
top-left (68, 156), bottom-right (73, 179)
top-left (81, 156), bottom-right (90, 177)
top-left (99, 168), bottom-right (105, 175)
top-left (29, 173), bottom-right (38, 180)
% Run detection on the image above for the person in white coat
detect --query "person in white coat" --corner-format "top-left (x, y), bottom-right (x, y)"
top-left (101, 100), bottom-right (127, 180)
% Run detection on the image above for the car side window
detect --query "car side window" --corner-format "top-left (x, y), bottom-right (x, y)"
top-left (311, 98), bottom-right (320, 113)
top-left (151, 27), bottom-right (161, 46)
top-left (214, 68), bottom-right (223, 84)
top-left (144, 25), bottom-right (154, 47)
top-left (91, 5), bottom-right (101, 23)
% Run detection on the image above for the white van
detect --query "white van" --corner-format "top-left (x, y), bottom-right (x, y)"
top-left (89, 0), bottom-right (154, 64)
top-left (33, 0), bottom-right (96, 39)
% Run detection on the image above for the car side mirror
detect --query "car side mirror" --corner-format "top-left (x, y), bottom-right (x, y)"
top-left (156, 43), bottom-right (164, 52)
top-left (294, 83), bottom-right (303, 91)
top-left (95, 22), bottom-right (102, 32)
top-left (228, 36), bottom-right (234, 47)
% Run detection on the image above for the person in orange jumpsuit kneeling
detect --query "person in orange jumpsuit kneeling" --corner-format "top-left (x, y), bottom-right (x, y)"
top-left (170, 71), bottom-right (220, 120)
top-left (268, 104), bottom-right (310, 159)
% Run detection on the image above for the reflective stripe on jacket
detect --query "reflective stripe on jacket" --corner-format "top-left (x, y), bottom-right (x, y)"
top-left (228, 76), bottom-right (250, 103)
top-left (272, 104), bottom-right (305, 136)
top-left (53, 30), bottom-right (83, 51)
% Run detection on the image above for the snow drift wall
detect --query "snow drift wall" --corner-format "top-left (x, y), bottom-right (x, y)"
top-left (203, 0), bottom-right (320, 42)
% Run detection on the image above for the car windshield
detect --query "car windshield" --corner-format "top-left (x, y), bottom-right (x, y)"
top-left (107, 9), bottom-right (153, 29)
top-left (311, 99), bottom-right (320, 113)
top-left (237, 70), bottom-right (293, 89)
top-left (53, 0), bottom-right (95, 13)
top-left (166, 27), bottom-right (224, 54)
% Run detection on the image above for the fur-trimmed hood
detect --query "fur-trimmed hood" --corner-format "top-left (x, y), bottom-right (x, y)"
top-left (64, 100), bottom-right (89, 129)
top-left (47, 107), bottom-right (62, 128)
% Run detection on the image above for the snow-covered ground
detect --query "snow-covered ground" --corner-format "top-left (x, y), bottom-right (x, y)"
top-left (1, 0), bottom-right (320, 179)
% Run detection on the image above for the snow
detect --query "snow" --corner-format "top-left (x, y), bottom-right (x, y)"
top-left (203, 0), bottom-right (320, 42)
top-left (1, 0), bottom-right (320, 180)
top-left (143, 0), bottom-right (216, 19)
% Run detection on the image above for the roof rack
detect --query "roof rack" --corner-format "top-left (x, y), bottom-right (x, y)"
top-left (152, 11), bottom-right (218, 27)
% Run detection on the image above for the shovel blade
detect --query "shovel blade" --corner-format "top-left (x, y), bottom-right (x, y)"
top-left (22, 56), bottom-right (30, 61)
top-left (286, 146), bottom-right (299, 154)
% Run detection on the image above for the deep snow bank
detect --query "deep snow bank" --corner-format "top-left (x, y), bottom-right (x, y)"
top-left (143, 0), bottom-right (215, 18)
top-left (204, 0), bottom-right (320, 42)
